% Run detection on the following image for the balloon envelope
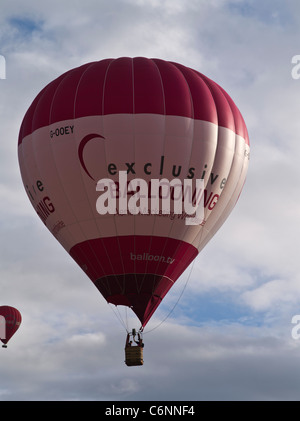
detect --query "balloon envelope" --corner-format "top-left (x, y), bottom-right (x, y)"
top-left (18, 57), bottom-right (250, 327)
top-left (0, 306), bottom-right (22, 346)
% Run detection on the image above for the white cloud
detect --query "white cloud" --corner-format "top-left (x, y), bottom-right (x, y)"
top-left (242, 277), bottom-right (300, 312)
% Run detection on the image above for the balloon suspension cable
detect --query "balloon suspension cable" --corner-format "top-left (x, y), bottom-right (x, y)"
top-left (108, 301), bottom-right (143, 334)
top-left (107, 257), bottom-right (196, 335)
top-left (143, 258), bottom-right (196, 335)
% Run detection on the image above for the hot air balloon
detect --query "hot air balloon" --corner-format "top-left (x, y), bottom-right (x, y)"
top-left (18, 57), bottom-right (250, 365)
top-left (0, 306), bottom-right (22, 348)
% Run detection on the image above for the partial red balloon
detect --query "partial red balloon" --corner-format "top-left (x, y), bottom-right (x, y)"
top-left (0, 306), bottom-right (22, 348)
top-left (18, 57), bottom-right (250, 328)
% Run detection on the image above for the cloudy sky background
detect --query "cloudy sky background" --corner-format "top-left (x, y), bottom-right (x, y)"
top-left (1, 0), bottom-right (300, 401)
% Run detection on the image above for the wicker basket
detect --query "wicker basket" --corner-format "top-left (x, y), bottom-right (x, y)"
top-left (125, 346), bottom-right (144, 366)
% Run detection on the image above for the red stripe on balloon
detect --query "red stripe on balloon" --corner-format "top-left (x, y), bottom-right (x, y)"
top-left (18, 57), bottom-right (249, 145)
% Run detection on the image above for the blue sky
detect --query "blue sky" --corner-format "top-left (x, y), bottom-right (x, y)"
top-left (9, 17), bottom-right (43, 35)
top-left (1, 0), bottom-right (300, 401)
